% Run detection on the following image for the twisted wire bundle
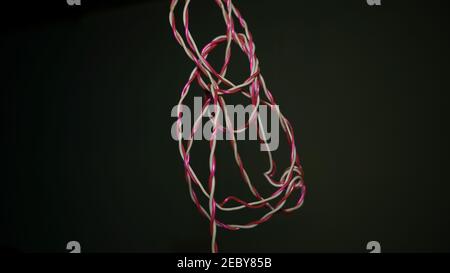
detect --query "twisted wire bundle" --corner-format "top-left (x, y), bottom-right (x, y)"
top-left (169, 0), bottom-right (306, 253)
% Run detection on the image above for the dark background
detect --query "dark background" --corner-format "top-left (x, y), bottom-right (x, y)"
top-left (1, 0), bottom-right (449, 252)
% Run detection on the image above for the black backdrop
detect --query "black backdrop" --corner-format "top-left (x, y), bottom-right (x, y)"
top-left (1, 0), bottom-right (449, 252)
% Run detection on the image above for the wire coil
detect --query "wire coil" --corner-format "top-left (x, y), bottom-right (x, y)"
top-left (169, 0), bottom-right (306, 253)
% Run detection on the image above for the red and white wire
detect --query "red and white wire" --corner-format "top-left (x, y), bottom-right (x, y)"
top-left (169, 0), bottom-right (306, 253)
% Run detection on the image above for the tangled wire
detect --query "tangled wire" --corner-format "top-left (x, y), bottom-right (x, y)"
top-left (169, 0), bottom-right (306, 252)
